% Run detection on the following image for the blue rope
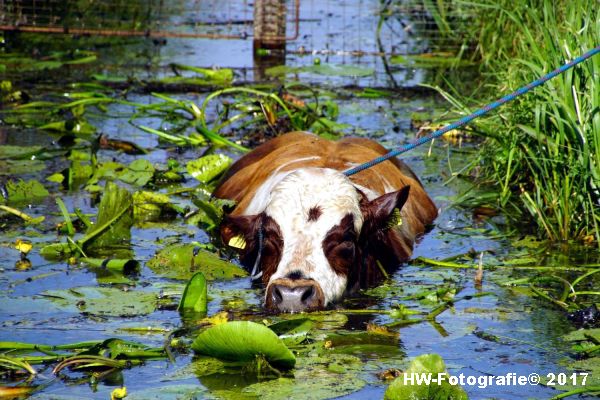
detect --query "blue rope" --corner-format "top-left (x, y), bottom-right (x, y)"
top-left (344, 45), bottom-right (600, 177)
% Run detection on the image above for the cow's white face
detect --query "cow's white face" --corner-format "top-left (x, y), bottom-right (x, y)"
top-left (262, 168), bottom-right (364, 309)
top-left (220, 167), bottom-right (411, 313)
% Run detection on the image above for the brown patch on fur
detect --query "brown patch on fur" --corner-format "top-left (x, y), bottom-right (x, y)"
top-left (220, 213), bottom-right (283, 283)
top-left (307, 206), bottom-right (322, 222)
top-left (213, 132), bottom-right (437, 234)
top-left (220, 214), bottom-right (262, 264)
top-left (322, 214), bottom-right (357, 277)
top-left (259, 214), bottom-right (284, 285)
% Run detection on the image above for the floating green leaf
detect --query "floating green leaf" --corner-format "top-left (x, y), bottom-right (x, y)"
top-left (0, 159), bottom-right (46, 176)
top-left (118, 159), bottom-right (155, 187)
top-left (192, 321), bottom-right (296, 369)
top-left (266, 64), bottom-right (374, 77)
top-left (1, 179), bottom-right (49, 204)
top-left (324, 330), bottom-right (402, 358)
top-left (41, 286), bottom-right (157, 317)
top-left (85, 181), bottom-right (133, 250)
top-left (268, 318), bottom-right (314, 347)
top-left (87, 161), bottom-right (126, 185)
top-left (39, 120), bottom-right (97, 135)
top-left (178, 272), bottom-right (208, 314)
top-left (186, 154), bottom-right (232, 183)
top-left (133, 191), bottom-right (181, 222)
top-left (240, 353), bottom-right (365, 399)
top-left (84, 338), bottom-right (165, 360)
top-left (385, 354), bottom-right (468, 400)
top-left (126, 384), bottom-right (206, 400)
top-left (39, 241), bottom-right (80, 260)
top-left (170, 64), bottom-right (234, 85)
top-left (147, 243), bottom-right (246, 280)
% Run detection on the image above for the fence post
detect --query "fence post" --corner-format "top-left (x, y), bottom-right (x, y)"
top-left (253, 0), bottom-right (287, 80)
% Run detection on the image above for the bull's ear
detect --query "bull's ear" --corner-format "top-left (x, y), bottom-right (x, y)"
top-left (220, 214), bottom-right (261, 251)
top-left (361, 186), bottom-right (410, 232)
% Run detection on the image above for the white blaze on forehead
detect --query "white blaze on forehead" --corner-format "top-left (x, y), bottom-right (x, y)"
top-left (243, 156), bottom-right (321, 215)
top-left (263, 168), bottom-right (364, 305)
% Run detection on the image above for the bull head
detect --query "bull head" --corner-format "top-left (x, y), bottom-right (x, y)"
top-left (220, 168), bottom-right (411, 313)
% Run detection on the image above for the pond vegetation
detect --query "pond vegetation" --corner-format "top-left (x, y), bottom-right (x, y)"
top-left (0, 0), bottom-right (599, 399)
top-left (423, 0), bottom-right (600, 245)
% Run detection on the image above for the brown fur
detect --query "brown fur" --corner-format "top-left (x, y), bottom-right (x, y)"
top-left (307, 206), bottom-right (323, 222)
top-left (214, 132), bottom-right (437, 290)
top-left (322, 214), bottom-right (357, 277)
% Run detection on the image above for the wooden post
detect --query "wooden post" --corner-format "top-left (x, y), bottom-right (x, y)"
top-left (253, 0), bottom-right (287, 80)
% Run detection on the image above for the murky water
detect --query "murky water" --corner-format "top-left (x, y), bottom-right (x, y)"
top-left (1, 2), bottom-right (597, 399)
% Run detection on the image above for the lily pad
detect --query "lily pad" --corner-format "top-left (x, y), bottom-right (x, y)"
top-left (0, 160), bottom-right (46, 176)
top-left (39, 120), bottom-right (97, 135)
top-left (186, 154), bottom-right (232, 183)
top-left (385, 354), bottom-right (468, 400)
top-left (118, 159), bottom-right (155, 187)
top-left (0, 145), bottom-right (43, 160)
top-left (323, 330), bottom-right (402, 359)
top-left (562, 328), bottom-right (600, 342)
top-left (126, 385), bottom-right (206, 400)
top-left (1, 179), bottom-right (49, 204)
top-left (162, 357), bottom-right (226, 382)
top-left (39, 241), bottom-right (80, 261)
top-left (242, 353), bottom-right (365, 399)
top-left (189, 196), bottom-right (235, 233)
top-left (146, 244), bottom-right (246, 280)
top-left (192, 321), bottom-right (296, 369)
top-left (276, 311), bottom-right (348, 331)
top-left (559, 358), bottom-right (600, 389)
top-left (266, 64), bottom-right (374, 77)
top-left (170, 64), bottom-right (234, 85)
top-left (554, 328), bottom-right (600, 393)
top-left (87, 161), bottom-right (126, 185)
top-left (41, 286), bottom-right (157, 317)
top-left (133, 191), bottom-right (181, 222)
top-left (84, 338), bottom-right (165, 359)
top-left (268, 318), bottom-right (314, 347)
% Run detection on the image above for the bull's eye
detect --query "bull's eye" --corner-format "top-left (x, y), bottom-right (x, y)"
top-left (262, 242), bottom-right (275, 257)
top-left (334, 241), bottom-right (355, 260)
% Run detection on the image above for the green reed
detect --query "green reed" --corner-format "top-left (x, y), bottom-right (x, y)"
top-left (430, 0), bottom-right (599, 245)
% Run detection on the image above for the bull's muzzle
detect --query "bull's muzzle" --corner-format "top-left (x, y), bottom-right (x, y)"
top-left (265, 278), bottom-right (325, 313)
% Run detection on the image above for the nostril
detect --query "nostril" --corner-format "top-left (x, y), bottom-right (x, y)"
top-left (301, 285), bottom-right (315, 305)
top-left (272, 286), bottom-right (284, 305)
top-left (266, 279), bottom-right (324, 312)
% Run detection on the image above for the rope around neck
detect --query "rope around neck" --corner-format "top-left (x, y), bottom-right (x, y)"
top-left (343, 45), bottom-right (600, 177)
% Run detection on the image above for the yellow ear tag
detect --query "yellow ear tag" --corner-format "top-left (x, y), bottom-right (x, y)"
top-left (228, 235), bottom-right (247, 249)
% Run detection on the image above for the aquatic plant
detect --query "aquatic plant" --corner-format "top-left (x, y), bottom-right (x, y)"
top-left (430, 0), bottom-right (600, 245)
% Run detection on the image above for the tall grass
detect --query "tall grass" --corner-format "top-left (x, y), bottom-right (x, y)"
top-left (433, 0), bottom-right (600, 245)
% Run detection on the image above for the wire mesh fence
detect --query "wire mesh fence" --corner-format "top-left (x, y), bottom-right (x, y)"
top-left (0, 0), bottom-right (470, 55)
top-left (0, 0), bottom-right (299, 40)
